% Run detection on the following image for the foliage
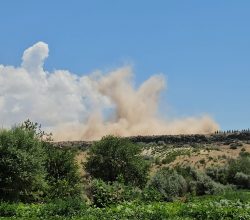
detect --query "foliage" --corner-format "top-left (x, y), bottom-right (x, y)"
top-left (162, 149), bottom-right (190, 164)
top-left (234, 172), bottom-right (250, 189)
top-left (174, 166), bottom-right (227, 196)
top-left (140, 187), bottom-right (164, 203)
top-left (85, 135), bottom-right (150, 188)
top-left (0, 192), bottom-right (250, 219)
top-left (45, 145), bottom-right (82, 200)
top-left (39, 198), bottom-right (87, 217)
top-left (0, 120), bottom-right (82, 203)
top-left (20, 119), bottom-right (53, 141)
top-left (227, 156), bottom-right (250, 186)
top-left (206, 155), bottom-right (250, 189)
top-left (206, 166), bottom-right (229, 184)
top-left (149, 168), bottom-right (188, 201)
top-left (180, 199), bottom-right (250, 220)
top-left (228, 155), bottom-right (250, 175)
top-left (0, 127), bottom-right (48, 202)
top-left (90, 179), bottom-right (142, 207)
top-left (0, 198), bottom-right (87, 218)
top-left (189, 170), bottom-right (226, 196)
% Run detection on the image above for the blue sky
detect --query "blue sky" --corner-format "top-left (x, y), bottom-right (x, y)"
top-left (1, 1), bottom-right (250, 131)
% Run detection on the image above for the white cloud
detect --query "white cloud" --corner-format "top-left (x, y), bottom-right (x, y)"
top-left (22, 41), bottom-right (49, 75)
top-left (0, 42), bottom-right (219, 140)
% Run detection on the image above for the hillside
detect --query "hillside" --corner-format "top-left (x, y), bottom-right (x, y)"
top-left (54, 131), bottom-right (250, 149)
top-left (54, 131), bottom-right (250, 175)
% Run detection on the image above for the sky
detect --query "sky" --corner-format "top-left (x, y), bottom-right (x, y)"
top-left (0, 1), bottom-right (250, 135)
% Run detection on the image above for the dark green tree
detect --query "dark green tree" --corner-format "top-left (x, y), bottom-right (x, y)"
top-left (0, 127), bottom-right (48, 202)
top-left (45, 145), bottom-right (82, 200)
top-left (85, 135), bottom-right (149, 188)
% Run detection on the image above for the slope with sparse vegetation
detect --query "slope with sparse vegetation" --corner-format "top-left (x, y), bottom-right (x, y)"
top-left (1, 121), bottom-right (250, 219)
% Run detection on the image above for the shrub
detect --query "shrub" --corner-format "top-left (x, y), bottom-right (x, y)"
top-left (0, 127), bottom-right (48, 202)
top-left (45, 145), bottom-right (82, 200)
top-left (239, 151), bottom-right (250, 157)
top-left (206, 156), bottom-right (250, 189)
top-left (85, 135), bottom-right (149, 188)
top-left (162, 149), bottom-right (190, 165)
top-left (230, 143), bottom-right (238, 149)
top-left (149, 169), bottom-right (188, 201)
top-left (234, 172), bottom-right (250, 189)
top-left (90, 179), bottom-right (141, 207)
top-left (140, 187), bottom-right (164, 202)
top-left (0, 202), bottom-right (18, 217)
top-left (0, 120), bottom-right (83, 202)
top-left (241, 147), bottom-right (246, 152)
top-left (155, 156), bottom-right (161, 165)
top-left (191, 171), bottom-right (226, 196)
top-left (206, 166), bottom-right (229, 185)
top-left (175, 166), bottom-right (226, 196)
top-left (199, 159), bottom-right (206, 165)
top-left (227, 156), bottom-right (250, 185)
top-left (40, 198), bottom-right (87, 217)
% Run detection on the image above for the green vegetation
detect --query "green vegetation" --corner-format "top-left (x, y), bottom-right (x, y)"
top-left (0, 120), bottom-right (82, 202)
top-left (1, 121), bottom-right (250, 219)
top-left (45, 145), bottom-right (82, 200)
top-left (0, 126), bottom-right (48, 202)
top-left (162, 149), bottom-right (191, 164)
top-left (0, 192), bottom-right (249, 219)
top-left (85, 135), bottom-right (149, 188)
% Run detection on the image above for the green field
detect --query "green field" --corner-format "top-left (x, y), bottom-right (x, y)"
top-left (0, 191), bottom-right (250, 220)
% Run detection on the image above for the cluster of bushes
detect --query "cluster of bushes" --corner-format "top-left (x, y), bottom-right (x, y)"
top-left (84, 135), bottom-right (250, 207)
top-left (0, 120), bottom-right (82, 202)
top-left (206, 154), bottom-right (250, 189)
top-left (149, 166), bottom-right (227, 202)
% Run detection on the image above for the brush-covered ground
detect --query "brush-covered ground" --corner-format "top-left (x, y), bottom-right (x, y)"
top-left (76, 137), bottom-right (250, 178)
top-left (1, 122), bottom-right (250, 220)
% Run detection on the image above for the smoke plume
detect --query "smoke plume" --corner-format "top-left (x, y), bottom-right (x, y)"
top-left (0, 42), bottom-right (219, 140)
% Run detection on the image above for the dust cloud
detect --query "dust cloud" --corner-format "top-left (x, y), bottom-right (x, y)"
top-left (0, 42), bottom-right (219, 140)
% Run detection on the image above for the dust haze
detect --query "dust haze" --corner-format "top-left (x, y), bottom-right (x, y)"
top-left (0, 42), bottom-right (219, 140)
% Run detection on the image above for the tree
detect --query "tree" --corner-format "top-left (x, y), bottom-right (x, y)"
top-left (85, 135), bottom-right (149, 188)
top-left (45, 145), bottom-right (82, 200)
top-left (0, 120), bottom-right (83, 202)
top-left (0, 127), bottom-right (48, 202)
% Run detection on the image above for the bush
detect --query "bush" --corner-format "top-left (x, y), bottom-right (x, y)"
top-left (181, 199), bottom-right (250, 220)
top-left (45, 145), bottom-right (82, 200)
top-left (149, 169), bottom-right (188, 201)
top-left (230, 143), bottom-right (240, 149)
top-left (0, 127), bottom-right (48, 202)
top-left (140, 187), bottom-right (164, 202)
top-left (174, 166), bottom-right (226, 196)
top-left (90, 179), bottom-right (141, 207)
top-left (0, 120), bottom-right (83, 202)
top-left (191, 171), bottom-right (226, 196)
top-left (85, 135), bottom-right (149, 188)
top-left (239, 151), bottom-right (250, 157)
top-left (234, 172), bottom-right (250, 189)
top-left (0, 202), bottom-right (18, 217)
top-left (40, 198), bottom-right (87, 217)
top-left (206, 166), bottom-right (229, 185)
top-left (206, 156), bottom-right (250, 189)
top-left (227, 156), bottom-right (250, 185)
